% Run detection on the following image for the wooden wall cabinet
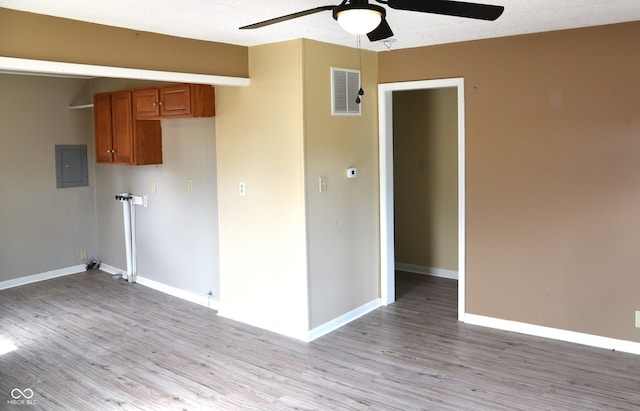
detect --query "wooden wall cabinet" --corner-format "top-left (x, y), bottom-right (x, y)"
top-left (133, 84), bottom-right (215, 120)
top-left (93, 92), bottom-right (115, 163)
top-left (93, 91), bottom-right (162, 165)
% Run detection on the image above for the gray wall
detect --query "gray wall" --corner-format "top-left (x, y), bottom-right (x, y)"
top-left (91, 78), bottom-right (221, 300)
top-left (0, 74), bottom-right (221, 301)
top-left (0, 74), bottom-right (98, 280)
top-left (95, 118), bottom-right (220, 299)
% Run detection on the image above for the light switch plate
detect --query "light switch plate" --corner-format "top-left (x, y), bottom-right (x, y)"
top-left (319, 176), bottom-right (327, 192)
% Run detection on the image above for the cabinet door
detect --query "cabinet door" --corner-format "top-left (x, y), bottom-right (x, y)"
top-left (93, 92), bottom-right (114, 163)
top-left (111, 90), bottom-right (134, 164)
top-left (133, 88), bottom-right (160, 119)
top-left (134, 120), bottom-right (163, 165)
top-left (159, 84), bottom-right (191, 117)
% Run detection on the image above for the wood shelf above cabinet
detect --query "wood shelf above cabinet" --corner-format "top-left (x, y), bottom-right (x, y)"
top-left (68, 103), bottom-right (94, 110)
top-left (133, 84), bottom-right (215, 120)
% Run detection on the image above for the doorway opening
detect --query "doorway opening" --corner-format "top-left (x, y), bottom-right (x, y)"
top-left (378, 78), bottom-right (466, 321)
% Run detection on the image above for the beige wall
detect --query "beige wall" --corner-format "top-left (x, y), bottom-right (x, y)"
top-left (393, 88), bottom-right (458, 272)
top-left (0, 8), bottom-right (248, 78)
top-left (215, 39), bottom-right (380, 335)
top-left (379, 21), bottom-right (640, 342)
top-left (215, 40), bottom-right (309, 337)
top-left (0, 74), bottom-right (98, 281)
top-left (302, 40), bottom-right (380, 328)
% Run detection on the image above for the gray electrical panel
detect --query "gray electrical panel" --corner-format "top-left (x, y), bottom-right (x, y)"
top-left (55, 145), bottom-right (89, 188)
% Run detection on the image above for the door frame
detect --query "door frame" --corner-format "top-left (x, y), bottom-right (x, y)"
top-left (378, 78), bottom-right (466, 321)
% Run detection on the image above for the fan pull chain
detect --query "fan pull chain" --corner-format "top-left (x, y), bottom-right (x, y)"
top-left (357, 36), bottom-right (363, 103)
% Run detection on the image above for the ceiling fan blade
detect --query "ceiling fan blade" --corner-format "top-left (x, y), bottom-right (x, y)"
top-left (387, 0), bottom-right (504, 21)
top-left (367, 18), bottom-right (394, 42)
top-left (240, 5), bottom-right (335, 29)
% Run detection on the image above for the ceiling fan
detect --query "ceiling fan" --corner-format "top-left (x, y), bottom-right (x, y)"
top-left (240, 0), bottom-right (505, 42)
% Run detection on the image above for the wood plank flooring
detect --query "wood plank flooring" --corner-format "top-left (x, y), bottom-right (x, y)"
top-left (1, 271), bottom-right (639, 410)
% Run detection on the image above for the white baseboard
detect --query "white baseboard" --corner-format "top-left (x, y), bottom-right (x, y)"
top-left (465, 313), bottom-right (640, 356)
top-left (219, 298), bottom-right (382, 343)
top-left (307, 298), bottom-right (381, 342)
top-left (136, 276), bottom-right (220, 311)
top-left (395, 262), bottom-right (458, 280)
top-left (99, 263), bottom-right (122, 276)
top-left (217, 305), bottom-right (310, 341)
top-left (0, 265), bottom-right (85, 290)
top-left (99, 264), bottom-right (219, 311)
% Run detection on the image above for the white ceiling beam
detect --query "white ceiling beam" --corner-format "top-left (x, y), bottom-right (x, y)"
top-left (0, 56), bottom-right (250, 86)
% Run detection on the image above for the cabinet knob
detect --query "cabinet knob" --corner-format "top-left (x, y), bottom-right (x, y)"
top-left (158, 101), bottom-right (163, 106)
top-left (153, 102), bottom-right (157, 107)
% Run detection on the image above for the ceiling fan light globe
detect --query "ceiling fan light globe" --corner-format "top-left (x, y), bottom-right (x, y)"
top-left (336, 8), bottom-right (383, 35)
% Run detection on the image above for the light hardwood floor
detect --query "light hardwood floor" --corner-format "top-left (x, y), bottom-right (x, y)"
top-left (1, 271), bottom-right (639, 410)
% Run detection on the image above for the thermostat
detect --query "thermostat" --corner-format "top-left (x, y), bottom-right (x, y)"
top-left (347, 167), bottom-right (358, 179)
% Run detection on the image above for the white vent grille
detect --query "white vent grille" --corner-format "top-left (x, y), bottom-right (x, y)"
top-left (331, 67), bottom-right (361, 116)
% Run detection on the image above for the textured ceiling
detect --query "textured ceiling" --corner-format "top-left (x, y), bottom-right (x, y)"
top-left (1, 0), bottom-right (639, 51)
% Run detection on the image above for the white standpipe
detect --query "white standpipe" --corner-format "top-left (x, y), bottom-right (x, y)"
top-left (130, 202), bottom-right (137, 281)
top-left (116, 193), bottom-right (144, 283)
top-left (121, 194), bottom-right (134, 281)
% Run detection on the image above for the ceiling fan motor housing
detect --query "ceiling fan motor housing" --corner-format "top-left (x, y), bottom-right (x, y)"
top-left (333, 0), bottom-right (387, 35)
top-left (332, 1), bottom-right (386, 20)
